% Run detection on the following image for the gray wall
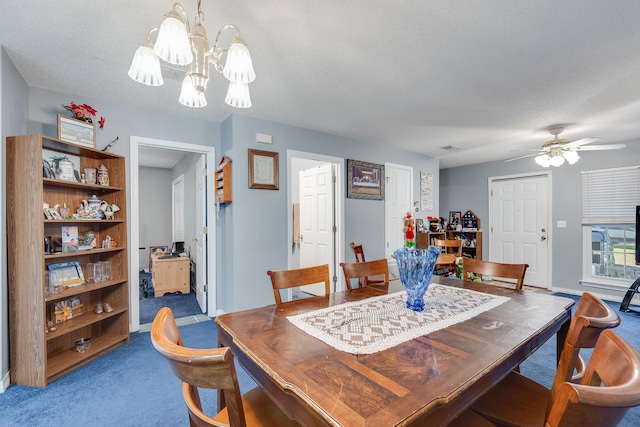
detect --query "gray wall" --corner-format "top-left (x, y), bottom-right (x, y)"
top-left (139, 167), bottom-right (173, 270)
top-left (1, 47), bottom-right (29, 391)
top-left (440, 141), bottom-right (640, 300)
top-left (217, 114), bottom-right (439, 312)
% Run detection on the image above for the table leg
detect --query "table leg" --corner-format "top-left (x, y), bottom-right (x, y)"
top-left (556, 311), bottom-right (571, 364)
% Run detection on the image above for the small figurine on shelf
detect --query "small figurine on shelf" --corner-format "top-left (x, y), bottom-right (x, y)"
top-left (403, 212), bottom-right (416, 248)
top-left (427, 216), bottom-right (440, 232)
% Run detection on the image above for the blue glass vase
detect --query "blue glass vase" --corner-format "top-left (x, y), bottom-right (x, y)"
top-left (393, 246), bottom-right (440, 311)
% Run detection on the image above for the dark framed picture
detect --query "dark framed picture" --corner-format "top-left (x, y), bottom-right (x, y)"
top-left (347, 159), bottom-right (385, 200)
top-left (57, 114), bottom-right (96, 148)
top-left (248, 149), bottom-right (279, 190)
top-left (449, 211), bottom-right (462, 226)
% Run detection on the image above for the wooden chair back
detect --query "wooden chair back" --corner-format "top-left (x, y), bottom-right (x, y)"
top-left (340, 259), bottom-right (389, 290)
top-left (267, 264), bottom-right (331, 304)
top-left (151, 307), bottom-right (299, 427)
top-left (349, 242), bottom-right (366, 262)
top-left (551, 292), bottom-right (620, 392)
top-left (433, 239), bottom-right (462, 271)
top-left (462, 258), bottom-right (529, 290)
top-left (151, 307), bottom-right (247, 427)
top-left (546, 330), bottom-right (640, 426)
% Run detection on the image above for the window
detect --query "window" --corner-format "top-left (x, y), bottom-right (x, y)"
top-left (582, 166), bottom-right (639, 283)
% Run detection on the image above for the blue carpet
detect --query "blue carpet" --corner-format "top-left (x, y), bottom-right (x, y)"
top-left (139, 272), bottom-right (202, 324)
top-left (2, 293), bottom-right (640, 426)
top-left (0, 320), bottom-right (257, 427)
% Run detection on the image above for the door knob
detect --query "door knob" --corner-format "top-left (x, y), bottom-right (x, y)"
top-left (541, 235), bottom-right (547, 241)
top-left (299, 234), bottom-right (303, 240)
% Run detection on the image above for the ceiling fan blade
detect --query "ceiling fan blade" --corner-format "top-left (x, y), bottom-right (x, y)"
top-left (564, 137), bottom-right (601, 149)
top-left (504, 152), bottom-right (543, 162)
top-left (575, 144), bottom-right (626, 151)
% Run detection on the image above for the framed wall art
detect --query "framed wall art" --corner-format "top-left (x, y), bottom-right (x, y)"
top-left (248, 149), bottom-right (279, 190)
top-left (57, 114), bottom-right (96, 148)
top-left (347, 159), bottom-right (385, 200)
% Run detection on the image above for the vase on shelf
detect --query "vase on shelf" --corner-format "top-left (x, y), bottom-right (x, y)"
top-left (393, 246), bottom-right (440, 312)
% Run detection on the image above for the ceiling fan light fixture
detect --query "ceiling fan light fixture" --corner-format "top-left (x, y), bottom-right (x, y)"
top-left (549, 154), bottom-right (565, 167)
top-left (535, 154), bottom-right (551, 167)
top-left (563, 150), bottom-right (580, 165)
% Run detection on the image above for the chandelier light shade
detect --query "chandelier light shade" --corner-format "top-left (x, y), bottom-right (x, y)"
top-left (225, 81), bottom-right (252, 108)
top-left (179, 75), bottom-right (207, 108)
top-left (223, 38), bottom-right (256, 84)
top-left (128, 0), bottom-right (256, 109)
top-left (128, 40), bottom-right (164, 86)
top-left (535, 148), bottom-right (580, 168)
top-left (154, 9), bottom-right (193, 66)
top-left (562, 150), bottom-right (580, 164)
top-left (535, 154), bottom-right (551, 167)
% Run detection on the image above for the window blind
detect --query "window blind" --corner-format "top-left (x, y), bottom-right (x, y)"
top-left (581, 165), bottom-right (640, 224)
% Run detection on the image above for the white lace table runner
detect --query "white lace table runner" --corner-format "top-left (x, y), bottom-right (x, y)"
top-left (287, 284), bottom-right (510, 355)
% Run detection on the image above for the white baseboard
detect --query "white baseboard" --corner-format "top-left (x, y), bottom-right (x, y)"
top-left (1, 370), bottom-right (10, 392)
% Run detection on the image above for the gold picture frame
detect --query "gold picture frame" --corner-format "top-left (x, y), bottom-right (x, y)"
top-left (57, 114), bottom-right (96, 148)
top-left (248, 149), bottom-right (279, 190)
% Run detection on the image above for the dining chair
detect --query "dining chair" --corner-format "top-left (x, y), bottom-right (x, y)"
top-left (340, 259), bottom-right (389, 290)
top-left (267, 264), bottom-right (330, 304)
top-left (150, 307), bottom-right (300, 427)
top-left (470, 292), bottom-right (621, 426)
top-left (349, 241), bottom-right (366, 262)
top-left (433, 238), bottom-right (462, 274)
top-left (462, 258), bottom-right (529, 290)
top-left (470, 329), bottom-right (640, 427)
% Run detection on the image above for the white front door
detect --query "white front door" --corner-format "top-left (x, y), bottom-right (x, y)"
top-left (385, 163), bottom-right (413, 258)
top-left (490, 174), bottom-right (550, 288)
top-left (299, 164), bottom-right (335, 295)
top-left (194, 154), bottom-right (207, 311)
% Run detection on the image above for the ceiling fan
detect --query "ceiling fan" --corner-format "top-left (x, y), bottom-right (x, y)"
top-left (505, 125), bottom-right (626, 167)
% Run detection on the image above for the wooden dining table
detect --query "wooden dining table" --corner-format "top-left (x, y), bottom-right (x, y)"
top-left (215, 275), bottom-right (574, 427)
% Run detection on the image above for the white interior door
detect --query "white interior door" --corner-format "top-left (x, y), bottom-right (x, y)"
top-left (194, 155), bottom-right (207, 311)
top-left (385, 163), bottom-right (413, 258)
top-left (172, 175), bottom-right (185, 242)
top-left (490, 174), bottom-right (550, 288)
top-left (299, 164), bottom-right (334, 295)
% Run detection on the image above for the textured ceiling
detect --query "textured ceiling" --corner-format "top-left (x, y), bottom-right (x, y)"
top-left (2, 0), bottom-right (640, 168)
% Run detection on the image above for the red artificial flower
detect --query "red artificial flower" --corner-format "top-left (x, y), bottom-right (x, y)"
top-left (62, 102), bottom-right (105, 130)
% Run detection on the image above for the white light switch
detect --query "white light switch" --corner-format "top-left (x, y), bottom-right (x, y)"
top-left (557, 221), bottom-right (566, 228)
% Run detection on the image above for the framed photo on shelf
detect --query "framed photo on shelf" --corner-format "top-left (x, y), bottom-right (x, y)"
top-left (48, 261), bottom-right (86, 287)
top-left (42, 149), bottom-right (81, 182)
top-left (57, 114), bottom-right (96, 148)
top-left (347, 159), bottom-right (385, 200)
top-left (449, 211), bottom-right (462, 226)
top-left (248, 149), bottom-right (279, 190)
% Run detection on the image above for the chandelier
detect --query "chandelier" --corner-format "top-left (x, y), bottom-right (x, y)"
top-left (534, 148), bottom-right (579, 167)
top-left (128, 0), bottom-right (256, 109)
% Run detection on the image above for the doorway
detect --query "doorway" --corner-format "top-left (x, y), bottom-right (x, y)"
top-left (385, 163), bottom-right (413, 258)
top-left (489, 172), bottom-right (551, 288)
top-left (288, 150), bottom-right (345, 292)
top-left (129, 136), bottom-right (216, 332)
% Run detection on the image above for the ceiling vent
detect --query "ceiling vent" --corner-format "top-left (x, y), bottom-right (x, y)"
top-left (440, 145), bottom-right (462, 151)
top-left (160, 65), bottom-right (187, 82)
